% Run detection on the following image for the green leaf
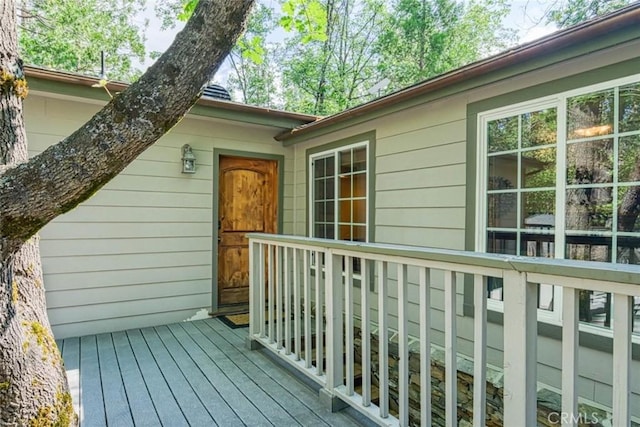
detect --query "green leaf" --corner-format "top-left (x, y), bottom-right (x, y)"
top-left (279, 0), bottom-right (327, 43)
top-left (178, 0), bottom-right (199, 22)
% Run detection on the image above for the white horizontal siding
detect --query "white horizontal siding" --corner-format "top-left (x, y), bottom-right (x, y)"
top-left (42, 251), bottom-right (211, 275)
top-left (377, 186), bottom-right (465, 208)
top-left (52, 206), bottom-right (211, 223)
top-left (25, 93), bottom-right (294, 339)
top-left (48, 294), bottom-right (209, 325)
top-left (44, 265), bottom-right (211, 291)
top-left (81, 189), bottom-right (212, 208)
top-left (46, 279), bottom-right (210, 308)
top-left (40, 222), bottom-right (211, 240)
top-left (49, 310), bottom-right (205, 339)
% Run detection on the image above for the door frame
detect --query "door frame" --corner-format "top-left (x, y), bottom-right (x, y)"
top-left (211, 149), bottom-right (285, 314)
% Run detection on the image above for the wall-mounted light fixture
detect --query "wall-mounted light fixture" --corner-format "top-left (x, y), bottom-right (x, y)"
top-left (181, 144), bottom-right (196, 174)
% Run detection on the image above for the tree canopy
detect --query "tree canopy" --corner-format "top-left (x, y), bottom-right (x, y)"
top-left (17, 0), bottom-right (637, 115)
top-left (19, 0), bottom-right (148, 82)
top-left (545, 0), bottom-right (634, 27)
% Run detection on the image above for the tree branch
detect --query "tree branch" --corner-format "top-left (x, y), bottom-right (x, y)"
top-left (0, 0), bottom-right (254, 255)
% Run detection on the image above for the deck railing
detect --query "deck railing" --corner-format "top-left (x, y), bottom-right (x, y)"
top-left (247, 234), bottom-right (640, 427)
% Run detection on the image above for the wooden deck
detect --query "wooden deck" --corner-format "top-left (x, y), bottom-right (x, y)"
top-left (56, 318), bottom-right (366, 426)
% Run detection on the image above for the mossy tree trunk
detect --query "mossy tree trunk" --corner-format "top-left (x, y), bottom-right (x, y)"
top-left (0, 0), bottom-right (254, 424)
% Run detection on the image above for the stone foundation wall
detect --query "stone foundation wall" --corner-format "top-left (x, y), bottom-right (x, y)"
top-left (352, 327), bottom-right (623, 427)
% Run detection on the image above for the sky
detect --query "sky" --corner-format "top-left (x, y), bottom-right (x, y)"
top-left (508, 0), bottom-right (558, 42)
top-left (136, 0), bottom-right (558, 84)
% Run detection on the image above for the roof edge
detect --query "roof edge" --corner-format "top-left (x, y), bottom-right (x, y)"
top-left (275, 3), bottom-right (640, 142)
top-left (24, 65), bottom-right (320, 125)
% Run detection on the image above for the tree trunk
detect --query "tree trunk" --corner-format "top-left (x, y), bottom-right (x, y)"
top-left (0, 2), bottom-right (72, 424)
top-left (0, 0), bottom-right (254, 424)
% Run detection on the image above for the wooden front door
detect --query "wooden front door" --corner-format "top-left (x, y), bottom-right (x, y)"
top-left (217, 156), bottom-right (278, 307)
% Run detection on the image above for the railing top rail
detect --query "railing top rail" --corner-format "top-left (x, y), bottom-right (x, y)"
top-left (247, 233), bottom-right (640, 287)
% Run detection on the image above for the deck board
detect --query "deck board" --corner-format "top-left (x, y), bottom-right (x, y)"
top-left (79, 335), bottom-right (107, 426)
top-left (96, 333), bottom-right (134, 427)
top-left (139, 326), bottom-right (216, 426)
top-left (218, 322), bottom-right (364, 427)
top-left (165, 323), bottom-right (273, 426)
top-left (125, 329), bottom-right (189, 427)
top-left (154, 325), bottom-right (243, 426)
top-left (111, 331), bottom-right (160, 427)
top-left (203, 320), bottom-right (364, 427)
top-left (60, 318), bottom-right (364, 427)
top-left (184, 321), bottom-right (305, 426)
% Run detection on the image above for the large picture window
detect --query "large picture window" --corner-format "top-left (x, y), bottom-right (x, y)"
top-left (310, 142), bottom-right (369, 243)
top-left (478, 75), bottom-right (640, 334)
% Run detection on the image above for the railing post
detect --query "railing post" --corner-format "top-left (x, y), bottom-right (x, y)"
top-left (473, 274), bottom-right (487, 427)
top-left (246, 240), bottom-right (262, 350)
top-left (325, 249), bottom-right (344, 389)
top-left (612, 293), bottom-right (632, 426)
top-left (502, 270), bottom-right (537, 427)
top-left (320, 249), bottom-right (347, 412)
top-left (561, 286), bottom-right (578, 427)
top-left (276, 246), bottom-right (283, 349)
top-left (345, 256), bottom-right (354, 396)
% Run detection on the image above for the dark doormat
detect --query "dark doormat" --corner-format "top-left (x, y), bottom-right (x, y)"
top-left (219, 313), bottom-right (250, 329)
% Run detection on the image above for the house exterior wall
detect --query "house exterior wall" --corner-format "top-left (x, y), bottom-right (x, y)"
top-left (290, 39), bottom-right (640, 415)
top-left (25, 92), bottom-right (294, 339)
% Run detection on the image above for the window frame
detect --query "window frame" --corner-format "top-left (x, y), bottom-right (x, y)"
top-left (476, 73), bottom-right (640, 337)
top-left (308, 139), bottom-right (372, 243)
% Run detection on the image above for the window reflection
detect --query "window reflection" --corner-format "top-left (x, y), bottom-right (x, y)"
top-left (566, 139), bottom-right (613, 184)
top-left (485, 83), bottom-right (640, 333)
top-left (619, 83), bottom-right (640, 132)
top-left (567, 89), bottom-right (614, 140)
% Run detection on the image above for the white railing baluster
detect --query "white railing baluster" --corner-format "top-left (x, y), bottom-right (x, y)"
top-left (473, 274), bottom-right (487, 427)
top-left (258, 243), bottom-right (269, 338)
top-left (252, 243), bottom-right (267, 338)
top-left (315, 250), bottom-right (324, 376)
top-left (612, 293), bottom-right (632, 426)
top-left (267, 245), bottom-right (276, 344)
top-left (276, 245), bottom-right (283, 350)
top-left (420, 267), bottom-right (431, 427)
top-left (398, 263), bottom-right (409, 426)
top-left (361, 259), bottom-right (371, 407)
top-left (259, 244), bottom-right (266, 337)
top-left (444, 270), bottom-right (457, 427)
top-left (561, 286), bottom-right (578, 427)
top-left (249, 241), bottom-right (258, 337)
top-left (326, 250), bottom-right (344, 391)
top-left (294, 248), bottom-right (301, 360)
top-left (246, 234), bottom-right (640, 427)
top-left (345, 256), bottom-right (354, 396)
top-left (285, 247), bottom-right (291, 355)
top-left (378, 260), bottom-right (389, 418)
top-left (503, 270), bottom-right (537, 427)
top-left (304, 250), bottom-right (312, 368)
